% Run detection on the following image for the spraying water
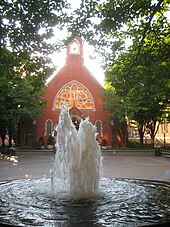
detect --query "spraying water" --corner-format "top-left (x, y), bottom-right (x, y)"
top-left (50, 104), bottom-right (102, 198)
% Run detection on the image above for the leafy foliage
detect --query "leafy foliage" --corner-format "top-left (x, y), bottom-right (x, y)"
top-left (0, 0), bottom-right (69, 146)
top-left (66, 0), bottom-right (170, 146)
top-left (104, 17), bottom-right (170, 145)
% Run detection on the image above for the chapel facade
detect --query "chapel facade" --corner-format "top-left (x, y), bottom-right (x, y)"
top-left (35, 36), bottom-right (116, 148)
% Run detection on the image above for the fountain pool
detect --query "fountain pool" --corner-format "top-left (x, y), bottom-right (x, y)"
top-left (0, 105), bottom-right (170, 226)
top-left (0, 178), bottom-right (170, 226)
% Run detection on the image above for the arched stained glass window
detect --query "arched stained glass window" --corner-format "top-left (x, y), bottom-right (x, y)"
top-left (53, 81), bottom-right (95, 110)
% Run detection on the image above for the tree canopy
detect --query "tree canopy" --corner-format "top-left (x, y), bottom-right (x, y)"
top-left (101, 1), bottom-right (170, 145)
top-left (0, 0), bottom-right (69, 146)
top-left (66, 0), bottom-right (170, 146)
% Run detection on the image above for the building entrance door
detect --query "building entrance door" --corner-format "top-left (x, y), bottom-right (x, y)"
top-left (72, 116), bottom-right (81, 130)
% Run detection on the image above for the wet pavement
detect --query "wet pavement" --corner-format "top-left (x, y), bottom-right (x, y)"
top-left (0, 150), bottom-right (170, 182)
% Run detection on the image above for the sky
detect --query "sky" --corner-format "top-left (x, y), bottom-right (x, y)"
top-left (50, 42), bottom-right (105, 86)
top-left (49, 0), bottom-right (105, 86)
top-left (49, 0), bottom-right (138, 86)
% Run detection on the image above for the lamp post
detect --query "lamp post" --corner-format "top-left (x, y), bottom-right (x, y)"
top-left (163, 120), bottom-right (166, 147)
top-left (33, 120), bottom-right (36, 145)
top-left (110, 119), bottom-right (114, 148)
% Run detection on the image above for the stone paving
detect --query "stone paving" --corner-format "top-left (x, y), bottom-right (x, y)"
top-left (0, 151), bottom-right (170, 182)
top-left (102, 151), bottom-right (170, 182)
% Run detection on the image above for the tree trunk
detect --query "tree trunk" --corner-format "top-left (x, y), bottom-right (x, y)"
top-left (17, 121), bottom-right (22, 146)
top-left (138, 127), bottom-right (145, 144)
top-left (150, 135), bottom-right (155, 148)
top-left (8, 121), bottom-right (13, 147)
top-left (8, 131), bottom-right (12, 147)
top-left (148, 119), bottom-right (157, 148)
top-left (0, 120), bottom-right (7, 147)
top-left (0, 134), bottom-right (5, 147)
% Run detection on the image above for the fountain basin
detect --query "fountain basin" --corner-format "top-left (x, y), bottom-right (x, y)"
top-left (0, 178), bottom-right (170, 227)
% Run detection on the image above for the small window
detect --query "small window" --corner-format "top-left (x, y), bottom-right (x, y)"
top-left (45, 119), bottom-right (53, 136)
top-left (95, 120), bottom-right (103, 137)
top-left (70, 41), bottom-right (80, 54)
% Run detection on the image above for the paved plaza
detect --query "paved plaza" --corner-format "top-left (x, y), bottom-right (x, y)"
top-left (0, 151), bottom-right (170, 182)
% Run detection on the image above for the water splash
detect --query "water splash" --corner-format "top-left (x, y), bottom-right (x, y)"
top-left (50, 104), bottom-right (102, 198)
top-left (1, 178), bottom-right (170, 226)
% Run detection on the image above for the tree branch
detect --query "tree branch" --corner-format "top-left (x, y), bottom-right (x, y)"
top-left (128, 0), bottom-right (164, 74)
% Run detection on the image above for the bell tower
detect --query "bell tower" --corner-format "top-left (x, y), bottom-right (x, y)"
top-left (66, 36), bottom-right (84, 66)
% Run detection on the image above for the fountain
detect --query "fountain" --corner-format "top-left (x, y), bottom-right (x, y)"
top-left (0, 105), bottom-right (170, 227)
top-left (50, 104), bottom-right (102, 199)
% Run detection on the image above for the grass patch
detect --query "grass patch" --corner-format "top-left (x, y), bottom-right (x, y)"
top-left (126, 140), bottom-right (153, 150)
top-left (161, 148), bottom-right (170, 153)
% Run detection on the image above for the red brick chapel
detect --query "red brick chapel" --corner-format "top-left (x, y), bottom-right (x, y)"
top-left (36, 36), bottom-right (117, 148)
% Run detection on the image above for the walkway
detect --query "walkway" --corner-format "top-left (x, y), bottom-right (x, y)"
top-left (0, 151), bottom-right (170, 182)
top-left (102, 151), bottom-right (170, 182)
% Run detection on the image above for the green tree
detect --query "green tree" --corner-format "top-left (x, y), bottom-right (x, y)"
top-left (67, 0), bottom-right (170, 147)
top-left (0, 49), bottom-right (47, 146)
top-left (0, 0), bottom-right (69, 146)
top-left (102, 85), bottom-right (128, 147)
top-left (66, 0), bottom-right (169, 56)
top-left (105, 23), bottom-right (170, 146)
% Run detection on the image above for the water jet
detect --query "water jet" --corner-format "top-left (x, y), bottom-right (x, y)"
top-left (0, 105), bottom-right (170, 227)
